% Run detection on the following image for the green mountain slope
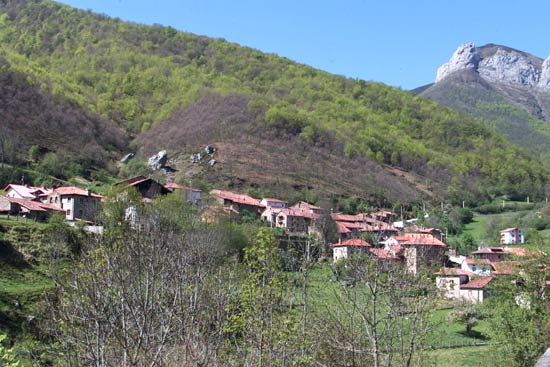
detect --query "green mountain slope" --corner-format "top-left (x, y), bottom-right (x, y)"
top-left (0, 0), bottom-right (547, 203)
top-left (417, 70), bottom-right (550, 160)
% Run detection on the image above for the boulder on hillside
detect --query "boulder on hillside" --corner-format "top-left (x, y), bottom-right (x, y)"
top-left (120, 153), bottom-right (135, 164)
top-left (148, 150), bottom-right (168, 170)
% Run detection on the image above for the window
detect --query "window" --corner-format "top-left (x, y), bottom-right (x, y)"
top-left (66, 209), bottom-right (71, 216)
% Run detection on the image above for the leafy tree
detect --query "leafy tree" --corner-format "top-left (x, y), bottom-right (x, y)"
top-left (447, 301), bottom-right (483, 336)
top-left (224, 228), bottom-right (303, 366)
top-left (483, 256), bottom-right (550, 366)
top-left (28, 145), bottom-right (40, 162)
top-left (0, 334), bottom-right (20, 367)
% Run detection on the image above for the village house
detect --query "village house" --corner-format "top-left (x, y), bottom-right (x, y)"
top-left (459, 276), bottom-right (493, 303)
top-left (461, 258), bottom-right (494, 276)
top-left (368, 246), bottom-right (404, 270)
top-left (416, 227), bottom-right (446, 241)
top-left (115, 175), bottom-right (171, 200)
top-left (369, 210), bottom-right (397, 222)
top-left (275, 207), bottom-right (319, 233)
top-left (210, 189), bottom-right (265, 214)
top-left (500, 227), bottom-right (524, 244)
top-left (436, 268), bottom-right (472, 299)
top-left (331, 238), bottom-right (371, 261)
top-left (3, 184), bottom-right (52, 200)
top-left (201, 205), bottom-right (239, 224)
top-left (471, 247), bottom-right (510, 262)
top-left (290, 201), bottom-right (323, 216)
top-left (436, 267), bottom-right (493, 303)
top-left (260, 198), bottom-right (287, 209)
top-left (331, 212), bottom-right (398, 241)
top-left (383, 233), bottom-right (446, 274)
top-left (165, 182), bottom-right (202, 204)
top-left (0, 196), bottom-right (64, 221)
top-left (40, 186), bottom-right (103, 223)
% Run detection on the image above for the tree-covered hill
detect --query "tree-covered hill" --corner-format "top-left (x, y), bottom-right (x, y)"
top-left (0, 0), bottom-right (547, 203)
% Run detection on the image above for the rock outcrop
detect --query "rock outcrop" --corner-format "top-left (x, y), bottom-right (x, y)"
top-left (436, 43), bottom-right (548, 91)
top-left (539, 56), bottom-right (550, 92)
top-left (148, 150), bottom-right (168, 170)
top-left (436, 42), bottom-right (480, 83)
top-left (478, 48), bottom-right (540, 87)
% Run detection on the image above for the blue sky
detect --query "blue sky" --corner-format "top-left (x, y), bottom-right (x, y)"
top-left (57, 0), bottom-right (549, 90)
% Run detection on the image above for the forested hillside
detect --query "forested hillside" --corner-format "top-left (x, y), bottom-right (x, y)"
top-left (0, 0), bottom-right (548, 203)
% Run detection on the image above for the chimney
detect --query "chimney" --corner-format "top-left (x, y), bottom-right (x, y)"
top-left (86, 189), bottom-right (91, 197)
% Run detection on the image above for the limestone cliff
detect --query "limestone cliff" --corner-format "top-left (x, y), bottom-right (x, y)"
top-left (436, 43), bottom-right (549, 92)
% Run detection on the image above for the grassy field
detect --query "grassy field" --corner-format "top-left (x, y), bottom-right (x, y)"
top-left (427, 345), bottom-right (495, 367)
top-left (304, 263), bottom-right (495, 365)
top-left (451, 201), bottom-right (550, 254)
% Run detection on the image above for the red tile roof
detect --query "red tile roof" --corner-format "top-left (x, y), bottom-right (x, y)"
top-left (332, 238), bottom-right (371, 248)
top-left (472, 247), bottom-right (507, 255)
top-left (277, 208), bottom-right (319, 219)
top-left (54, 187), bottom-right (103, 198)
top-left (436, 267), bottom-right (473, 276)
top-left (370, 248), bottom-right (402, 260)
top-left (336, 222), bottom-right (351, 234)
top-left (292, 201), bottom-right (322, 210)
top-left (4, 184), bottom-right (52, 199)
top-left (2, 197), bottom-right (46, 212)
top-left (461, 276), bottom-right (493, 289)
top-left (389, 244), bottom-right (404, 254)
top-left (389, 233), bottom-right (446, 247)
top-left (337, 221), bottom-right (366, 230)
top-left (35, 202), bottom-right (65, 212)
top-left (211, 190), bottom-right (263, 207)
top-left (331, 213), bottom-right (364, 222)
top-left (500, 227), bottom-right (519, 233)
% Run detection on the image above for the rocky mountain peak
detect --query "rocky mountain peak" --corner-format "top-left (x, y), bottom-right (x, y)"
top-left (539, 56), bottom-right (550, 92)
top-left (436, 43), bottom-right (548, 91)
top-left (435, 42), bottom-right (480, 82)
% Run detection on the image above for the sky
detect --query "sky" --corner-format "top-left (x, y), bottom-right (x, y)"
top-left (56, 0), bottom-right (550, 90)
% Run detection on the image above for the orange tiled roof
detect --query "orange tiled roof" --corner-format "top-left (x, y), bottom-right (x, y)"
top-left (461, 276), bottom-right (493, 289)
top-left (500, 227), bottom-right (519, 233)
top-left (389, 233), bottom-right (446, 247)
top-left (332, 238), bottom-right (371, 247)
top-left (292, 201), bottom-right (322, 210)
top-left (54, 186), bottom-right (103, 198)
top-left (211, 190), bottom-right (263, 207)
top-left (4, 184), bottom-right (52, 199)
top-left (336, 222), bottom-right (351, 234)
top-left (370, 248), bottom-right (402, 260)
top-left (337, 221), bottom-right (366, 230)
top-left (437, 267), bottom-right (474, 276)
top-left (277, 207), bottom-right (319, 219)
top-left (331, 213), bottom-right (364, 222)
top-left (2, 196), bottom-right (46, 212)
